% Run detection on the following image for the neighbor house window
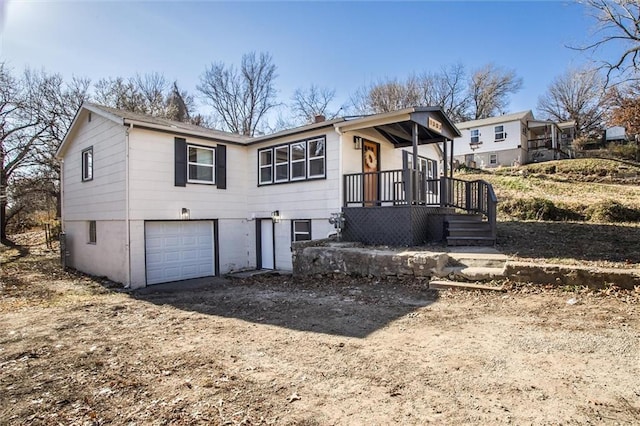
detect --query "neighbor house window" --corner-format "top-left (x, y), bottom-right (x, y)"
top-left (470, 129), bottom-right (480, 144)
top-left (490, 154), bottom-right (498, 165)
top-left (292, 220), bottom-right (311, 242)
top-left (495, 125), bottom-right (505, 141)
top-left (187, 145), bottom-right (215, 184)
top-left (257, 136), bottom-right (326, 186)
top-left (88, 221), bottom-right (96, 244)
top-left (82, 147), bottom-right (93, 181)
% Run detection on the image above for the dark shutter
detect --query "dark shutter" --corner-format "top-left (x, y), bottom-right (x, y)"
top-left (402, 150), bottom-right (408, 170)
top-left (216, 144), bottom-right (227, 189)
top-left (174, 137), bottom-right (187, 187)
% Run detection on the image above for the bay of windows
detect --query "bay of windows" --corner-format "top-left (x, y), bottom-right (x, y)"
top-left (258, 137), bottom-right (326, 185)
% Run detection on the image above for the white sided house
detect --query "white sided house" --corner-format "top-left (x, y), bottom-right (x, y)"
top-left (453, 111), bottom-right (575, 168)
top-left (58, 103), bottom-right (498, 289)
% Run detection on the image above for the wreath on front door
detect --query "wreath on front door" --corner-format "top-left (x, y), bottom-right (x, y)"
top-left (364, 150), bottom-right (377, 169)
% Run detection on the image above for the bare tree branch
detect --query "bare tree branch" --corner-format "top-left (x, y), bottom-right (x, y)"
top-left (198, 52), bottom-right (278, 136)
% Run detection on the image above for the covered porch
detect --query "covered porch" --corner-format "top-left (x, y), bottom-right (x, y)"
top-left (336, 107), bottom-right (497, 247)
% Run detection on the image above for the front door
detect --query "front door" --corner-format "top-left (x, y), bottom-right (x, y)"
top-left (363, 140), bottom-right (380, 206)
top-left (258, 219), bottom-right (274, 269)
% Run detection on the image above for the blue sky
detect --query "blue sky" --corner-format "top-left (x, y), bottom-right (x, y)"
top-left (0, 0), bottom-right (614, 122)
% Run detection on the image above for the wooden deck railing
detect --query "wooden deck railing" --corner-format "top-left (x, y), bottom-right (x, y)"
top-left (343, 169), bottom-right (439, 207)
top-left (441, 177), bottom-right (497, 239)
top-left (343, 171), bottom-right (498, 240)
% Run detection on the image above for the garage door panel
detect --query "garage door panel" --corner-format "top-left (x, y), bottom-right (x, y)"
top-left (145, 221), bottom-right (215, 285)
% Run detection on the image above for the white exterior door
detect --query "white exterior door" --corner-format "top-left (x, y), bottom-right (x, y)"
top-left (145, 221), bottom-right (215, 285)
top-left (260, 219), bottom-right (274, 269)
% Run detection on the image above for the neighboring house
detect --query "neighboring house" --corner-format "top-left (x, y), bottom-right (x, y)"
top-left (604, 126), bottom-right (628, 144)
top-left (59, 103), bottom-right (495, 289)
top-left (453, 111), bottom-right (575, 168)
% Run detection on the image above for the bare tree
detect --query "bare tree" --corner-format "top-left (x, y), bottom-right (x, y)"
top-left (0, 64), bottom-right (89, 241)
top-left (573, 0), bottom-right (640, 83)
top-left (93, 74), bottom-right (199, 123)
top-left (417, 63), bottom-right (470, 122)
top-left (537, 67), bottom-right (607, 136)
top-left (291, 85), bottom-right (338, 123)
top-left (469, 63), bottom-right (523, 119)
top-left (134, 72), bottom-right (169, 117)
top-left (198, 52), bottom-right (277, 136)
top-left (351, 77), bottom-right (421, 114)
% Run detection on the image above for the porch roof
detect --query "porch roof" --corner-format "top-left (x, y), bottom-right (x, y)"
top-left (335, 106), bottom-right (461, 147)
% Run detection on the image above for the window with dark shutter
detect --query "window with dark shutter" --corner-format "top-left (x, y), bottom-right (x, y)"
top-left (174, 138), bottom-right (187, 187)
top-left (215, 144), bottom-right (227, 189)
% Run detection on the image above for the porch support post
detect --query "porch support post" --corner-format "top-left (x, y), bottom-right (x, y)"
top-left (442, 138), bottom-right (449, 207)
top-left (449, 138), bottom-right (454, 178)
top-left (412, 122), bottom-right (419, 169)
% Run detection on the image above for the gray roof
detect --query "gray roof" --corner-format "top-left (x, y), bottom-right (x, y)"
top-left (455, 111), bottom-right (533, 129)
top-left (85, 102), bottom-right (250, 143)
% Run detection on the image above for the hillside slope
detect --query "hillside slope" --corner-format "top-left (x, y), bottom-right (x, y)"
top-left (455, 159), bottom-right (640, 222)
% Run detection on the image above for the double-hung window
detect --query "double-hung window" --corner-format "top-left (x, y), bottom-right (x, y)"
top-left (259, 149), bottom-right (273, 184)
top-left (307, 138), bottom-right (325, 178)
top-left (495, 125), bottom-right (505, 141)
top-left (290, 142), bottom-right (306, 180)
top-left (274, 146), bottom-right (289, 182)
top-left (490, 154), bottom-right (498, 165)
top-left (82, 147), bottom-right (93, 181)
top-left (187, 145), bottom-right (215, 184)
top-left (292, 219), bottom-right (312, 242)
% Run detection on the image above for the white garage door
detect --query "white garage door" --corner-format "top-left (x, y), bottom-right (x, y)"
top-left (145, 221), bottom-right (215, 285)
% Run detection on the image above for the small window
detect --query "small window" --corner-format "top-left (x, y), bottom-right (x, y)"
top-left (88, 221), bottom-right (96, 244)
top-left (495, 125), bottom-right (505, 141)
top-left (489, 154), bottom-right (498, 165)
top-left (470, 129), bottom-right (480, 144)
top-left (292, 219), bottom-right (311, 242)
top-left (259, 149), bottom-right (273, 184)
top-left (82, 147), bottom-right (93, 181)
top-left (290, 142), bottom-right (306, 180)
top-left (187, 145), bottom-right (215, 184)
top-left (307, 138), bottom-right (325, 178)
top-left (274, 146), bottom-right (289, 182)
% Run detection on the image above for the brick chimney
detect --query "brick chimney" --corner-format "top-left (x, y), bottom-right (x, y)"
top-left (314, 114), bottom-right (326, 123)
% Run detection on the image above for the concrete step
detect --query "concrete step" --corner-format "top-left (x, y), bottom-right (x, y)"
top-left (447, 236), bottom-right (496, 246)
top-left (429, 280), bottom-right (506, 292)
top-left (446, 251), bottom-right (508, 268)
top-left (439, 266), bottom-right (506, 281)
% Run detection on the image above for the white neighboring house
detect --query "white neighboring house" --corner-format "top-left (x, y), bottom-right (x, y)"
top-left (57, 103), bottom-right (460, 288)
top-left (453, 111), bottom-right (574, 168)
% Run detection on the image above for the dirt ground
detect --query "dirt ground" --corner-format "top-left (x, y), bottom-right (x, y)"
top-left (2, 233), bottom-right (640, 425)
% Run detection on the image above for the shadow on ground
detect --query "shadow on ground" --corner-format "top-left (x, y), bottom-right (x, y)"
top-left (497, 220), bottom-right (640, 264)
top-left (130, 275), bottom-right (439, 339)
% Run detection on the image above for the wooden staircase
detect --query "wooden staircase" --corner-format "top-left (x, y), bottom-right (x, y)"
top-left (445, 213), bottom-right (496, 246)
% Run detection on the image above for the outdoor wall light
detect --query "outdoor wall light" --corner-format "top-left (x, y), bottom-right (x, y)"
top-left (181, 208), bottom-right (190, 220)
top-left (353, 136), bottom-right (362, 150)
top-left (271, 210), bottom-right (281, 223)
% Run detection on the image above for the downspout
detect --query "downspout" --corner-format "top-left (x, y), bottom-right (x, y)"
top-left (125, 123), bottom-right (132, 287)
top-left (335, 125), bottom-right (344, 209)
top-left (59, 159), bottom-right (64, 231)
